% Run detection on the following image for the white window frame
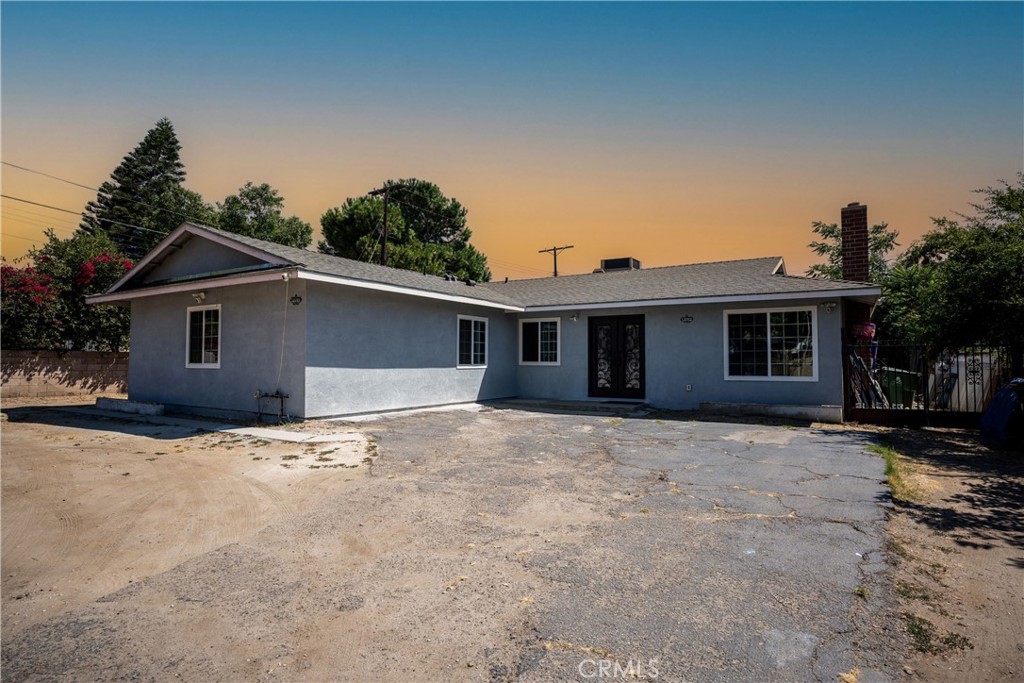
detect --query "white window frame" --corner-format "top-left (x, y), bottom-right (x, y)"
top-left (519, 317), bottom-right (561, 366)
top-left (456, 314), bottom-right (488, 369)
top-left (722, 306), bottom-right (818, 382)
top-left (186, 304), bottom-right (222, 369)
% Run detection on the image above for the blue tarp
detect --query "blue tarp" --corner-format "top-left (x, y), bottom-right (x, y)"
top-left (980, 378), bottom-right (1024, 451)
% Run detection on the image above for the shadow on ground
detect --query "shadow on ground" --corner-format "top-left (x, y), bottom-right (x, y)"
top-left (884, 428), bottom-right (1024, 552)
top-left (1, 406), bottom-right (204, 441)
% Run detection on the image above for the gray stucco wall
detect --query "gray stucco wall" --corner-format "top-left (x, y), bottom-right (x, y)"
top-left (127, 278), bottom-right (307, 419)
top-left (516, 298), bottom-right (844, 410)
top-left (303, 281), bottom-right (517, 417)
top-left (142, 237), bottom-right (265, 283)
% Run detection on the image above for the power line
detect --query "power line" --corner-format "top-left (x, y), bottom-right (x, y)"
top-left (2, 203), bottom-right (81, 226)
top-left (357, 212), bottom-right (386, 264)
top-left (1, 160), bottom-right (206, 226)
top-left (1, 212), bottom-right (79, 233)
top-left (538, 244), bottom-right (574, 277)
top-left (368, 183), bottom-right (410, 267)
top-left (0, 232), bottom-right (45, 244)
top-left (1, 194), bottom-right (92, 216)
top-left (1, 161), bottom-right (99, 192)
top-left (0, 194), bottom-right (165, 235)
top-left (487, 259), bottom-right (550, 277)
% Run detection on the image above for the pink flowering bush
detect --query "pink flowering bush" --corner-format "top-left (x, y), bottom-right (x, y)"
top-left (2, 230), bottom-right (133, 350)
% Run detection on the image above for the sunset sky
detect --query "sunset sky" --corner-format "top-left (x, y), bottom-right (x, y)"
top-left (2, 2), bottom-right (1021, 280)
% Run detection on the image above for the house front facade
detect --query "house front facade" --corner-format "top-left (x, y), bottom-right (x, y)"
top-left (88, 223), bottom-right (880, 422)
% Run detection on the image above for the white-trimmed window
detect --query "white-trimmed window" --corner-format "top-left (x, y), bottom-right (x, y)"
top-left (457, 315), bottom-right (487, 367)
top-left (520, 318), bottom-right (560, 365)
top-left (187, 304), bottom-right (221, 368)
top-left (724, 307), bottom-right (817, 381)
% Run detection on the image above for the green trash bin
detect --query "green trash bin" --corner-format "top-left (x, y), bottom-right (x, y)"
top-left (879, 367), bottom-right (919, 408)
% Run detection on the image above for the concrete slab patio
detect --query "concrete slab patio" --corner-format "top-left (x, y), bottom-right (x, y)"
top-left (1, 402), bottom-right (903, 682)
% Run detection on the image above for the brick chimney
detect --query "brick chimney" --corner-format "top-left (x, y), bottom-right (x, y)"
top-left (841, 202), bottom-right (869, 282)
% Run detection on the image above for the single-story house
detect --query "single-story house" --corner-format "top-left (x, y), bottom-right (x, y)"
top-left (88, 207), bottom-right (880, 422)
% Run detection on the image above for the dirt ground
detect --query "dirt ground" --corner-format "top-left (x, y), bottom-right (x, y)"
top-left (1, 397), bottom-right (371, 636)
top-left (878, 427), bottom-right (1024, 682)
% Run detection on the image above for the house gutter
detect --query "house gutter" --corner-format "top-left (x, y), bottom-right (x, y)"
top-left (519, 287), bottom-right (882, 313)
top-left (88, 267), bottom-right (526, 313)
top-left (295, 271), bottom-right (524, 312)
top-left (86, 268), bottom-right (301, 305)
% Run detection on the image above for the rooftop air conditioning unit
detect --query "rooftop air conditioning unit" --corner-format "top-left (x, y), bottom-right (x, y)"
top-left (599, 257), bottom-right (642, 272)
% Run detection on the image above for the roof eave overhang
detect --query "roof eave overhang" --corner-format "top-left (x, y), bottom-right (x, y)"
top-left (88, 267), bottom-right (526, 312)
top-left (295, 271), bottom-right (524, 312)
top-left (103, 223), bottom-right (296, 294)
top-left (86, 268), bottom-right (300, 304)
top-left (521, 287), bottom-right (882, 313)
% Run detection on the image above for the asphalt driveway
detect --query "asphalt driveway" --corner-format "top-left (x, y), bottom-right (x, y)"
top-left (2, 404), bottom-right (902, 682)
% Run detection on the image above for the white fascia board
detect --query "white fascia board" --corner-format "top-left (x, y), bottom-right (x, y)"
top-left (104, 223), bottom-right (294, 294)
top-left (296, 271), bottom-right (525, 312)
top-left (86, 269), bottom-right (298, 304)
top-left (104, 223), bottom-right (193, 293)
top-left (521, 287), bottom-right (882, 312)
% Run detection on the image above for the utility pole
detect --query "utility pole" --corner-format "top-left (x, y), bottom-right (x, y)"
top-left (538, 244), bottom-right (574, 277)
top-left (368, 183), bottom-right (407, 267)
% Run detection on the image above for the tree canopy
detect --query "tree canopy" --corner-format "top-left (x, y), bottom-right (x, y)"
top-left (80, 118), bottom-right (212, 258)
top-left (17, 118), bottom-right (314, 351)
top-left (319, 179), bottom-right (491, 282)
top-left (216, 182), bottom-right (312, 248)
top-left (805, 220), bottom-right (899, 282)
top-left (875, 175), bottom-right (1024, 350)
top-left (1, 231), bottom-right (132, 351)
top-left (807, 174), bottom-right (1024, 357)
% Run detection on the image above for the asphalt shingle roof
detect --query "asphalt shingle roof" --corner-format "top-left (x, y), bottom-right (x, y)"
top-left (119, 224), bottom-right (878, 309)
top-left (477, 257), bottom-right (876, 307)
top-left (178, 224), bottom-right (524, 308)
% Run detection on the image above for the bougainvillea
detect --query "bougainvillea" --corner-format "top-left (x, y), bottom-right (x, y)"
top-left (2, 230), bottom-right (133, 351)
top-left (1, 265), bottom-right (60, 348)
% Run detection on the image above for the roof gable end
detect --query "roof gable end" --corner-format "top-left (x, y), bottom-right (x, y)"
top-left (107, 223), bottom-right (297, 293)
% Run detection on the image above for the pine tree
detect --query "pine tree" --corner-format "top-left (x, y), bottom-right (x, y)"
top-left (80, 118), bottom-right (208, 257)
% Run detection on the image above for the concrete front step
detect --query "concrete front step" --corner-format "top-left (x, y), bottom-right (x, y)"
top-left (493, 398), bottom-right (651, 416)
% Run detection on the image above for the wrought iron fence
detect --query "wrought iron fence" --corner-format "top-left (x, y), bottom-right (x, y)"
top-left (846, 343), bottom-right (1014, 415)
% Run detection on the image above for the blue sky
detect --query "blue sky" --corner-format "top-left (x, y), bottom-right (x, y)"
top-left (3, 2), bottom-right (1022, 276)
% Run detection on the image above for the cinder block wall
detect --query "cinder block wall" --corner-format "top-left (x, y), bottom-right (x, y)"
top-left (1, 350), bottom-right (128, 397)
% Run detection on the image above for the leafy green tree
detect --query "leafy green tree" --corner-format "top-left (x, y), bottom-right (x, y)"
top-left (3, 231), bottom-right (133, 351)
top-left (216, 182), bottom-right (312, 248)
top-left (80, 118), bottom-right (214, 257)
top-left (319, 179), bottom-right (491, 281)
top-left (319, 196), bottom-right (406, 260)
top-left (805, 220), bottom-right (899, 281)
top-left (879, 175), bottom-right (1024, 351)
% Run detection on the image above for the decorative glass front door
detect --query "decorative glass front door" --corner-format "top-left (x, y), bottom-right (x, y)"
top-left (588, 315), bottom-right (645, 399)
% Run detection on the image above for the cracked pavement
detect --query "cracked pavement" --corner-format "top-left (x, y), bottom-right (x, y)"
top-left (1, 405), bottom-right (904, 682)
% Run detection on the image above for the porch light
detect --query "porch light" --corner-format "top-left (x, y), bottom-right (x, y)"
top-left (822, 301), bottom-right (837, 314)
top-left (192, 291), bottom-right (206, 303)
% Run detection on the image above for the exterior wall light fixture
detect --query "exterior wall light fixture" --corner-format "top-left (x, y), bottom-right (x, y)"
top-left (192, 292), bottom-right (206, 303)
top-left (290, 294), bottom-right (303, 306)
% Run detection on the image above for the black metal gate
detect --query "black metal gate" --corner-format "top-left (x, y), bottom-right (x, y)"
top-left (844, 343), bottom-right (1015, 427)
